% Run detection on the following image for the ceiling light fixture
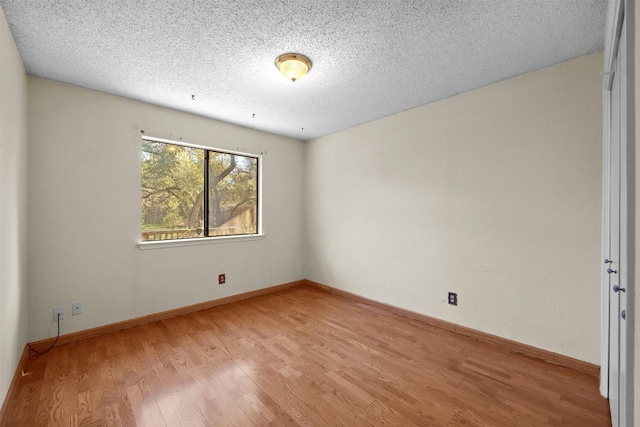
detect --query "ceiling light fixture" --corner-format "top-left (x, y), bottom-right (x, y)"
top-left (275, 53), bottom-right (312, 82)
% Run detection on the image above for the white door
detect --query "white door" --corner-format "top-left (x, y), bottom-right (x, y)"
top-left (604, 11), bottom-right (630, 427)
top-left (615, 14), bottom-right (630, 426)
top-left (606, 34), bottom-right (621, 425)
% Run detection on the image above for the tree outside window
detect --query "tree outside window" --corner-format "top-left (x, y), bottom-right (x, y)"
top-left (141, 138), bottom-right (259, 241)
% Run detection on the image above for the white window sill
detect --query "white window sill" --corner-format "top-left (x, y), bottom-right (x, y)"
top-left (137, 234), bottom-right (265, 250)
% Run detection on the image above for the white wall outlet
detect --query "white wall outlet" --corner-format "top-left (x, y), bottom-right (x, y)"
top-left (72, 301), bottom-right (83, 315)
top-left (53, 307), bottom-right (65, 321)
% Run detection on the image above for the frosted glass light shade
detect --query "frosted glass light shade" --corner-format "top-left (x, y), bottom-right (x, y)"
top-left (276, 53), bottom-right (312, 82)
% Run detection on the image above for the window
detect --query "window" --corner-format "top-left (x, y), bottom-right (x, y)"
top-left (141, 136), bottom-right (259, 241)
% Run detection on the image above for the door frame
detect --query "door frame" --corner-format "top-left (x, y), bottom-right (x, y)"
top-left (601, 0), bottom-right (635, 425)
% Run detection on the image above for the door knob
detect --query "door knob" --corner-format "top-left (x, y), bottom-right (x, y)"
top-left (613, 285), bottom-right (626, 293)
top-left (607, 268), bottom-right (617, 274)
top-left (605, 259), bottom-right (613, 264)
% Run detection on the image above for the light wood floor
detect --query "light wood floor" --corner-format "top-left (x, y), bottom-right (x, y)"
top-left (3, 285), bottom-right (610, 426)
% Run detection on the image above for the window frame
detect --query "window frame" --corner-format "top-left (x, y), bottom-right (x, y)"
top-left (138, 135), bottom-right (263, 249)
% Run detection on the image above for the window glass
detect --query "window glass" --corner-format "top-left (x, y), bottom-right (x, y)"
top-left (208, 152), bottom-right (258, 236)
top-left (141, 138), bottom-right (258, 241)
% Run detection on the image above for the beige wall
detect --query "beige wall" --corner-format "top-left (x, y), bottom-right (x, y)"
top-left (27, 77), bottom-right (305, 341)
top-left (0, 7), bottom-right (28, 408)
top-left (305, 53), bottom-right (603, 363)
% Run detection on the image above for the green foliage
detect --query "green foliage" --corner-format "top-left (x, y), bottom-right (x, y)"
top-left (142, 141), bottom-right (204, 231)
top-left (141, 140), bottom-right (257, 240)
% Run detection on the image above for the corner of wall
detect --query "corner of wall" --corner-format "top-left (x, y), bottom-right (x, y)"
top-left (0, 4), bottom-right (29, 413)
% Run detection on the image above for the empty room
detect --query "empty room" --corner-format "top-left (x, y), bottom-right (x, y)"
top-left (0, 0), bottom-right (638, 426)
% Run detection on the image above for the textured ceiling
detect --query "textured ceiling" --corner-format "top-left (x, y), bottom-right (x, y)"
top-left (1, 1), bottom-right (607, 141)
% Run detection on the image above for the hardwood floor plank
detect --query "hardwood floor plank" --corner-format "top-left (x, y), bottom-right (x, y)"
top-left (2, 285), bottom-right (610, 426)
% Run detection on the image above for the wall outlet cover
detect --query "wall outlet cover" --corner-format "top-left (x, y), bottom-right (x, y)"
top-left (72, 301), bottom-right (83, 315)
top-left (448, 292), bottom-right (458, 306)
top-left (53, 307), bottom-right (65, 320)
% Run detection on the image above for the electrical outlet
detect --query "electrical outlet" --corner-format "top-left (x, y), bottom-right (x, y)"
top-left (53, 307), bottom-right (65, 321)
top-left (218, 274), bottom-right (226, 285)
top-left (448, 292), bottom-right (458, 306)
top-left (72, 301), bottom-right (83, 315)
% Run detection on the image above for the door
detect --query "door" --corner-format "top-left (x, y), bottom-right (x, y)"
top-left (615, 14), bottom-right (630, 426)
top-left (606, 31), bottom-right (622, 424)
top-left (603, 7), bottom-right (631, 426)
